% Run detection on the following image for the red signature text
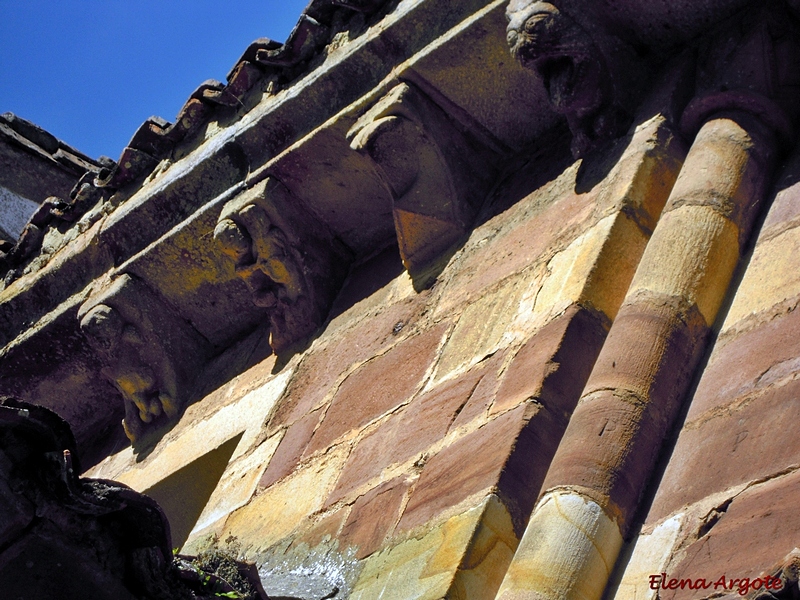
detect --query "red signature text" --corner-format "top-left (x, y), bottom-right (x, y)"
top-left (648, 573), bottom-right (783, 596)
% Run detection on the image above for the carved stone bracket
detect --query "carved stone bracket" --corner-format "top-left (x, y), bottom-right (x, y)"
top-left (506, 0), bottom-right (648, 158)
top-left (78, 275), bottom-right (211, 444)
top-left (348, 82), bottom-right (497, 279)
top-left (214, 177), bottom-right (352, 354)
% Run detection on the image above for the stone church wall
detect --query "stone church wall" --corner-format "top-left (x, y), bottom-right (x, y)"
top-left (2, 0), bottom-right (800, 598)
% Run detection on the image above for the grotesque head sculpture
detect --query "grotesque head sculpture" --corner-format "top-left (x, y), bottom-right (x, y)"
top-left (507, 0), bottom-right (645, 157)
top-left (79, 275), bottom-right (210, 444)
top-left (214, 177), bottom-right (351, 353)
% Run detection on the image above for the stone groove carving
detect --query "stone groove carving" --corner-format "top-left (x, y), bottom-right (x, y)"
top-left (78, 275), bottom-right (211, 444)
top-left (214, 177), bottom-right (351, 354)
top-left (506, 0), bottom-right (647, 158)
top-left (348, 82), bottom-right (497, 279)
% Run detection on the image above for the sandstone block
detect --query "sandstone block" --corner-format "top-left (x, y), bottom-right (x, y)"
top-left (579, 213), bottom-right (651, 320)
top-left (259, 408), bottom-right (321, 490)
top-left (221, 444), bottom-right (349, 554)
top-left (433, 270), bottom-right (539, 384)
top-left (327, 364), bottom-right (488, 506)
top-left (436, 180), bottom-right (595, 313)
top-left (628, 205), bottom-right (740, 326)
top-left (723, 226), bottom-right (800, 328)
top-left (340, 476), bottom-right (411, 559)
top-left (350, 496), bottom-right (509, 600)
top-left (760, 169), bottom-right (800, 241)
top-left (304, 323), bottom-right (447, 456)
top-left (398, 402), bottom-right (560, 534)
top-left (530, 213), bottom-right (616, 325)
top-left (531, 212), bottom-right (648, 326)
top-left (492, 304), bottom-right (608, 417)
top-left (593, 115), bottom-right (686, 232)
top-left (689, 303), bottom-right (800, 420)
top-left (268, 291), bottom-right (432, 432)
top-left (650, 378), bottom-right (800, 524)
top-left (326, 245), bottom-right (404, 326)
top-left (613, 514), bottom-right (684, 600)
top-left (350, 504), bottom-right (479, 600)
top-left (286, 509), bottom-right (349, 552)
top-left (659, 469), bottom-right (800, 599)
top-left (447, 495), bottom-right (519, 600)
top-left (189, 433), bottom-right (282, 537)
top-left (449, 350), bottom-right (507, 431)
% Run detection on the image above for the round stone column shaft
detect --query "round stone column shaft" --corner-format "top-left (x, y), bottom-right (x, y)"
top-left (496, 110), bottom-right (778, 600)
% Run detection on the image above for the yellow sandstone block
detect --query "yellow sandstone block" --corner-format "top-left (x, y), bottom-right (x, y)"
top-left (433, 267), bottom-right (543, 384)
top-left (723, 225), bottom-right (800, 330)
top-left (532, 212), bottom-right (647, 326)
top-left (531, 216), bottom-right (613, 326)
top-left (612, 514), bottom-right (684, 600)
top-left (595, 115), bottom-right (686, 231)
top-left (627, 205), bottom-right (740, 326)
top-left (448, 495), bottom-right (519, 600)
top-left (351, 495), bottom-right (517, 600)
top-left (221, 443), bottom-right (349, 553)
top-left (580, 213), bottom-right (649, 321)
top-left (188, 432), bottom-right (284, 537)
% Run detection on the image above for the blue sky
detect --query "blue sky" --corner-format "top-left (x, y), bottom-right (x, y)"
top-left (0, 0), bottom-right (309, 160)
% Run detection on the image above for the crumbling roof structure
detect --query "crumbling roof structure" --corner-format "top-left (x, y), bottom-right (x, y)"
top-left (2, 0), bottom-right (800, 598)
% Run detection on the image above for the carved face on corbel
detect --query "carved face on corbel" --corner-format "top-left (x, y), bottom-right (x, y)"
top-left (506, 0), bottom-right (642, 157)
top-left (79, 275), bottom-right (209, 444)
top-left (507, 1), bottom-right (605, 116)
top-left (214, 178), bottom-right (350, 353)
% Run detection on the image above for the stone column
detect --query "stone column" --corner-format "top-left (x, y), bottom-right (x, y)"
top-left (496, 109), bottom-right (779, 600)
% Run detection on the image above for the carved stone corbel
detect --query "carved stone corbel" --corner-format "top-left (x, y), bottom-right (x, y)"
top-left (506, 0), bottom-right (647, 158)
top-left (347, 82), bottom-right (496, 279)
top-left (78, 275), bottom-right (211, 444)
top-left (214, 177), bottom-right (351, 353)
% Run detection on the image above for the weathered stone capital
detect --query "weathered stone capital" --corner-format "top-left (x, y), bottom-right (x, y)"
top-left (682, 4), bottom-right (800, 144)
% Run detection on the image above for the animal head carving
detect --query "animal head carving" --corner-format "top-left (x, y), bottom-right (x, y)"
top-left (507, 0), bottom-right (646, 157)
top-left (507, 1), bottom-right (605, 118)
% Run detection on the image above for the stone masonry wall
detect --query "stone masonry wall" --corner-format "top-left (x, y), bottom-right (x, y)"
top-left (611, 142), bottom-right (800, 600)
top-left (3, 0), bottom-right (800, 598)
top-left (86, 110), bottom-right (686, 598)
